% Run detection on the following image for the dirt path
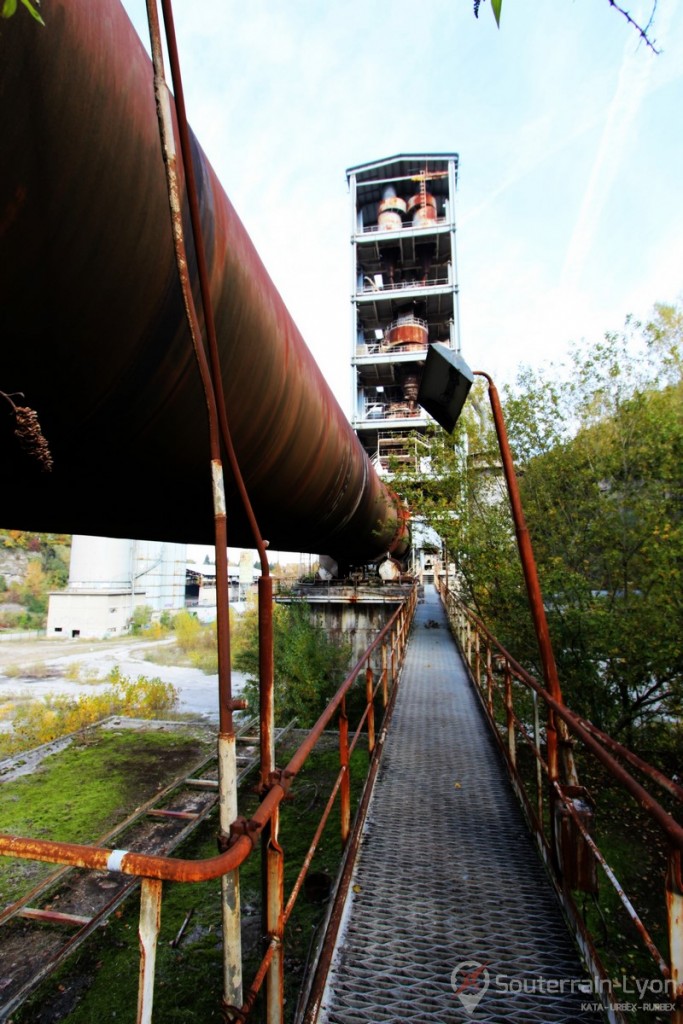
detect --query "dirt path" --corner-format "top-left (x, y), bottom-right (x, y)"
top-left (0, 636), bottom-right (248, 723)
top-left (0, 634), bottom-right (172, 671)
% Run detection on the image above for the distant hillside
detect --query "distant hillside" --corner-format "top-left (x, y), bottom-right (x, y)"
top-left (0, 532), bottom-right (72, 630)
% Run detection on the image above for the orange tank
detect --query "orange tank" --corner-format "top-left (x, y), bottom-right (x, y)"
top-left (378, 195), bottom-right (407, 230)
top-left (385, 318), bottom-right (428, 351)
top-left (407, 191), bottom-right (437, 226)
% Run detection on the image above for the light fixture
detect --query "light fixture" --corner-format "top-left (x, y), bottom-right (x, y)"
top-left (417, 342), bottom-right (474, 433)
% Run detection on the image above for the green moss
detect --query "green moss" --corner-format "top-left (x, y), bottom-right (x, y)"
top-left (0, 728), bottom-right (212, 903)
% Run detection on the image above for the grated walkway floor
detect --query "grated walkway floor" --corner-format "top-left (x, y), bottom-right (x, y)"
top-left (317, 587), bottom-right (603, 1024)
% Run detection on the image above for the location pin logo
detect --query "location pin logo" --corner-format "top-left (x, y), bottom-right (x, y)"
top-left (451, 960), bottom-right (490, 1015)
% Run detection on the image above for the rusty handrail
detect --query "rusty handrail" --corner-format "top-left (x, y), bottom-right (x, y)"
top-left (0, 592), bottom-right (415, 882)
top-left (0, 586), bottom-right (417, 1024)
top-left (438, 581), bottom-right (683, 1018)
top-left (443, 590), bottom-right (683, 851)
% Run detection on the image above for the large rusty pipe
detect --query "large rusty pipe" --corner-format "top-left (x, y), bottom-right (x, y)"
top-left (0, 0), bottom-right (408, 562)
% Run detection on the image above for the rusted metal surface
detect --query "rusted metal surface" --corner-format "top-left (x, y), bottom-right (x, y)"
top-left (259, 575), bottom-right (275, 793)
top-left (446, 590), bottom-right (683, 852)
top-left (145, 3), bottom-right (244, 1005)
top-left (385, 319), bottom-right (428, 349)
top-left (552, 780), bottom-right (667, 973)
top-left (474, 371), bottom-right (578, 788)
top-left (339, 704), bottom-right (351, 848)
top-left (265, 824), bottom-right (285, 1024)
top-left (0, 0), bottom-right (408, 563)
top-left (668, 849), bottom-right (683, 1016)
top-left (137, 878), bottom-right (163, 1024)
top-left (18, 908), bottom-right (92, 927)
top-left (377, 193), bottom-right (406, 230)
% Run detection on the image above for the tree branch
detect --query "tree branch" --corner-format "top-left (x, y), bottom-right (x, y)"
top-left (607, 0), bottom-right (661, 53)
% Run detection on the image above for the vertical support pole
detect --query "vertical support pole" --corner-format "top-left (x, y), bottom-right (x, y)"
top-left (137, 878), bottom-right (163, 1024)
top-left (485, 643), bottom-right (494, 716)
top-left (257, 573), bottom-right (283, 1020)
top-left (339, 697), bottom-right (351, 848)
top-left (381, 644), bottom-right (389, 708)
top-left (365, 664), bottom-right (375, 755)
top-left (144, 4), bottom-right (245, 1009)
top-left (218, 731), bottom-right (243, 1006)
top-left (259, 574), bottom-right (275, 793)
top-left (474, 631), bottom-right (481, 690)
top-left (504, 661), bottom-right (516, 769)
top-left (667, 848), bottom-right (683, 1022)
top-left (265, 811), bottom-right (285, 1024)
top-left (475, 371), bottom-right (563, 784)
top-left (532, 690), bottom-right (544, 828)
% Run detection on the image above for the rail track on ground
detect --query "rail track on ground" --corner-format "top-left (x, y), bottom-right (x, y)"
top-left (0, 717), bottom-right (295, 1021)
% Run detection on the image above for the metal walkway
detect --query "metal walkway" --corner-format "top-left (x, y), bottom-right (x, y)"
top-left (318, 587), bottom-right (602, 1023)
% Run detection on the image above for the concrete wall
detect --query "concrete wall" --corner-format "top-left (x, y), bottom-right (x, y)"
top-left (278, 587), bottom-right (408, 669)
top-left (46, 589), bottom-right (135, 638)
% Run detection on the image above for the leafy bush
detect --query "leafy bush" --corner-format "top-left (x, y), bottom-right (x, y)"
top-left (2, 669), bottom-right (179, 755)
top-left (171, 610), bottom-right (228, 673)
top-left (129, 604), bottom-right (153, 635)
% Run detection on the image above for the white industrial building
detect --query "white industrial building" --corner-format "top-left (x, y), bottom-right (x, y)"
top-left (46, 535), bottom-right (186, 639)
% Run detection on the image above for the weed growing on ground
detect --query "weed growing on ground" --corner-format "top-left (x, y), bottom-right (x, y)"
top-left (63, 661), bottom-right (103, 685)
top-left (3, 661), bottom-right (55, 679)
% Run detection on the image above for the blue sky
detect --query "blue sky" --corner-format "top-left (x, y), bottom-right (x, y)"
top-left (122, 0), bottom-right (683, 413)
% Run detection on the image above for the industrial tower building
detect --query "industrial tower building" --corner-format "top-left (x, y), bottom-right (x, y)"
top-left (347, 153), bottom-right (460, 472)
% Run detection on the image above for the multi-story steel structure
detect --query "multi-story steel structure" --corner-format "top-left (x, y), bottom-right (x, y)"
top-left (347, 153), bottom-right (460, 472)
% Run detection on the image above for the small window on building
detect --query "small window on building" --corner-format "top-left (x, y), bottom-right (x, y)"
top-left (54, 627), bottom-right (62, 633)
top-left (71, 629), bottom-right (80, 638)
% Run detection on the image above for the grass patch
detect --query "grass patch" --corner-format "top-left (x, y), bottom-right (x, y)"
top-left (142, 643), bottom-right (196, 669)
top-left (12, 736), bottom-right (369, 1024)
top-left (0, 727), bottom-right (212, 904)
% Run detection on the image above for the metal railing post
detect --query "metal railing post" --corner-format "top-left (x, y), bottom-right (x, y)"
top-left (504, 661), bottom-right (516, 769)
top-left (137, 878), bottom-right (163, 1024)
top-left (265, 815), bottom-right (285, 1024)
top-left (381, 644), bottom-right (389, 708)
top-left (339, 698), bottom-right (351, 847)
top-left (532, 690), bottom-right (544, 827)
top-left (218, 731), bottom-right (243, 1005)
top-left (485, 643), bottom-right (494, 716)
top-left (667, 848), bottom-right (683, 1021)
top-left (474, 631), bottom-right (481, 690)
top-left (365, 664), bottom-right (375, 755)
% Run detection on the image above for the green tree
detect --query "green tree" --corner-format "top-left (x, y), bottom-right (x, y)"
top-left (395, 306), bottom-right (683, 749)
